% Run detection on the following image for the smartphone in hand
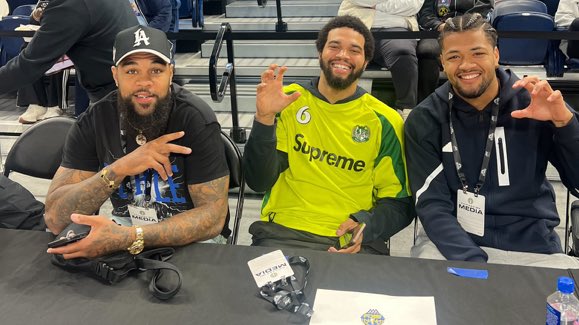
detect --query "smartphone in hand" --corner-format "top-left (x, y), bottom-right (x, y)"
top-left (335, 222), bottom-right (366, 249)
top-left (47, 231), bottom-right (89, 248)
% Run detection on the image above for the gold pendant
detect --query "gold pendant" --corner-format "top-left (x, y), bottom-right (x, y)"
top-left (136, 133), bottom-right (147, 146)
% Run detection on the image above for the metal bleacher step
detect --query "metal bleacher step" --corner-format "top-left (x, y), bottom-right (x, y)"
top-left (225, 0), bottom-right (340, 18)
top-left (0, 101), bottom-right (30, 136)
top-left (173, 53), bottom-right (387, 80)
top-left (187, 83), bottom-right (258, 113)
top-left (200, 40), bottom-right (317, 58)
top-left (201, 15), bottom-right (331, 32)
top-left (174, 53), bottom-right (574, 86)
top-left (175, 53), bottom-right (320, 77)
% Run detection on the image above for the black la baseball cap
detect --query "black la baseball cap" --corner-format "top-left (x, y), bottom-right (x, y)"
top-left (113, 25), bottom-right (173, 66)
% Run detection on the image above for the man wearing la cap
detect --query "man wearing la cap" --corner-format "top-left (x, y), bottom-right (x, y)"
top-left (45, 25), bottom-right (230, 259)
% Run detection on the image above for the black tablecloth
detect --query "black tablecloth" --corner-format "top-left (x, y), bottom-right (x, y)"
top-left (0, 228), bottom-right (569, 324)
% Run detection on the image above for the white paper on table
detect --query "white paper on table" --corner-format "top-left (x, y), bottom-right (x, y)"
top-left (310, 289), bottom-right (437, 325)
top-left (14, 24), bottom-right (40, 42)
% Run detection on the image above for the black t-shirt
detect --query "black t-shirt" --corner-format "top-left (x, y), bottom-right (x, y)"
top-left (61, 84), bottom-right (229, 222)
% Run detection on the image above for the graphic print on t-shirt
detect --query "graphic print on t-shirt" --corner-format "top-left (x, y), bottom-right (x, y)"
top-left (109, 157), bottom-right (192, 223)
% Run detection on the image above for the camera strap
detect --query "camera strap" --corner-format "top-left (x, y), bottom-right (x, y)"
top-left (259, 255), bottom-right (313, 321)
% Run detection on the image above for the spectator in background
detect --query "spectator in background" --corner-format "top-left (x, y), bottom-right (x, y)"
top-left (0, 0), bottom-right (8, 17)
top-left (0, 0), bottom-right (138, 119)
top-left (338, 0), bottom-right (424, 115)
top-left (136, 0), bottom-right (180, 56)
top-left (169, 0), bottom-right (181, 33)
top-left (417, 0), bottom-right (493, 102)
top-left (137, 0), bottom-right (172, 31)
top-left (555, 0), bottom-right (579, 59)
top-left (16, 2), bottom-right (64, 123)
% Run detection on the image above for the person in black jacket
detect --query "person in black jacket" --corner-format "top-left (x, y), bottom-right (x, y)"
top-left (417, 0), bottom-right (493, 102)
top-left (16, 2), bottom-right (65, 124)
top-left (405, 13), bottom-right (579, 268)
top-left (137, 0), bottom-right (173, 32)
top-left (0, 0), bottom-right (138, 108)
top-left (136, 0), bottom-right (180, 56)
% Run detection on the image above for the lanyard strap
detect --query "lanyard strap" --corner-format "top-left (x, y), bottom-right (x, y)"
top-left (448, 92), bottom-right (500, 194)
top-left (259, 256), bottom-right (313, 319)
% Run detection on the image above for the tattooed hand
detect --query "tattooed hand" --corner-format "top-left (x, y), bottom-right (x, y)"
top-left (46, 214), bottom-right (133, 259)
top-left (111, 131), bottom-right (192, 181)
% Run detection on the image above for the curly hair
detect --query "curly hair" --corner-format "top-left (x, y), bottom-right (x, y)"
top-left (315, 15), bottom-right (374, 62)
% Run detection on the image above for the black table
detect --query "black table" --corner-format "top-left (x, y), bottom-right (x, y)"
top-left (0, 228), bottom-right (570, 324)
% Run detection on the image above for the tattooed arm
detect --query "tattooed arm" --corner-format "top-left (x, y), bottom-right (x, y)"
top-left (44, 166), bottom-right (115, 234)
top-left (46, 175), bottom-right (230, 259)
top-left (45, 131), bottom-right (193, 235)
top-left (141, 175), bottom-right (230, 245)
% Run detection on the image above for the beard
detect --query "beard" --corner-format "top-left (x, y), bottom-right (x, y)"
top-left (319, 58), bottom-right (364, 90)
top-left (117, 91), bottom-right (172, 143)
top-left (452, 73), bottom-right (494, 99)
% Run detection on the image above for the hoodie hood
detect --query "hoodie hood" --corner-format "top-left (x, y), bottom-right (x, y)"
top-left (297, 77), bottom-right (367, 104)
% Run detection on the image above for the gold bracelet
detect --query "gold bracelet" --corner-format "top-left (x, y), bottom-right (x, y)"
top-left (100, 167), bottom-right (119, 189)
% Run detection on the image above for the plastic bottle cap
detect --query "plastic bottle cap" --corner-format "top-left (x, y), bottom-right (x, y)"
top-left (558, 276), bottom-right (575, 294)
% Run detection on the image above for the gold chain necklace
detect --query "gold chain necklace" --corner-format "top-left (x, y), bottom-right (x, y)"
top-left (124, 118), bottom-right (154, 146)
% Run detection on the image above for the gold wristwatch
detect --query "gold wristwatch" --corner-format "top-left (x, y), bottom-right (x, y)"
top-left (127, 226), bottom-right (144, 255)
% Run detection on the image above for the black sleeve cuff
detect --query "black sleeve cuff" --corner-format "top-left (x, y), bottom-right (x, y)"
top-left (251, 118), bottom-right (277, 140)
top-left (554, 114), bottom-right (579, 141)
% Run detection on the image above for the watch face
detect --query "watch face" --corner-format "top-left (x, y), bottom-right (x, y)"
top-left (128, 226), bottom-right (145, 254)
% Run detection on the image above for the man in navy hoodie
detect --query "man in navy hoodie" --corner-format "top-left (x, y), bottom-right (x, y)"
top-left (405, 13), bottom-right (579, 268)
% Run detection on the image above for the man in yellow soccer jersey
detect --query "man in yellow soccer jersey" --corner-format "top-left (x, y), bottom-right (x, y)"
top-left (243, 15), bottom-right (414, 254)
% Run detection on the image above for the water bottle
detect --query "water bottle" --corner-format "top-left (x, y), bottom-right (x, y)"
top-left (546, 276), bottom-right (579, 325)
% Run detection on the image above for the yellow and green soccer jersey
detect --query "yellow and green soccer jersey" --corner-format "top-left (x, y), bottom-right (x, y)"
top-left (260, 83), bottom-right (410, 237)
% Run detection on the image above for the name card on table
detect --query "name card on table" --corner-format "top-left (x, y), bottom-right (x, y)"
top-left (247, 250), bottom-right (294, 288)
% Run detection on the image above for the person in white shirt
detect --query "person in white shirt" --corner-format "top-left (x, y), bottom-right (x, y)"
top-left (0, 0), bottom-right (8, 18)
top-left (338, 0), bottom-right (424, 114)
top-left (555, 0), bottom-right (579, 59)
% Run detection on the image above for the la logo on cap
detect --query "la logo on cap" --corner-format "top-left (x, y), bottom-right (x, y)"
top-left (133, 28), bottom-right (150, 47)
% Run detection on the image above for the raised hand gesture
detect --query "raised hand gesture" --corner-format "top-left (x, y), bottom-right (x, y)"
top-left (511, 76), bottom-right (574, 128)
top-left (255, 64), bottom-right (301, 125)
top-left (112, 131), bottom-right (192, 181)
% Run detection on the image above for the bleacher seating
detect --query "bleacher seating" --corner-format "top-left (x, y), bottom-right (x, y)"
top-left (539, 0), bottom-right (560, 17)
top-left (11, 4), bottom-right (34, 16)
top-left (6, 0), bottom-right (35, 15)
top-left (492, 0), bottom-right (562, 76)
top-left (0, 15), bottom-right (28, 66)
top-left (493, 0), bottom-right (548, 17)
